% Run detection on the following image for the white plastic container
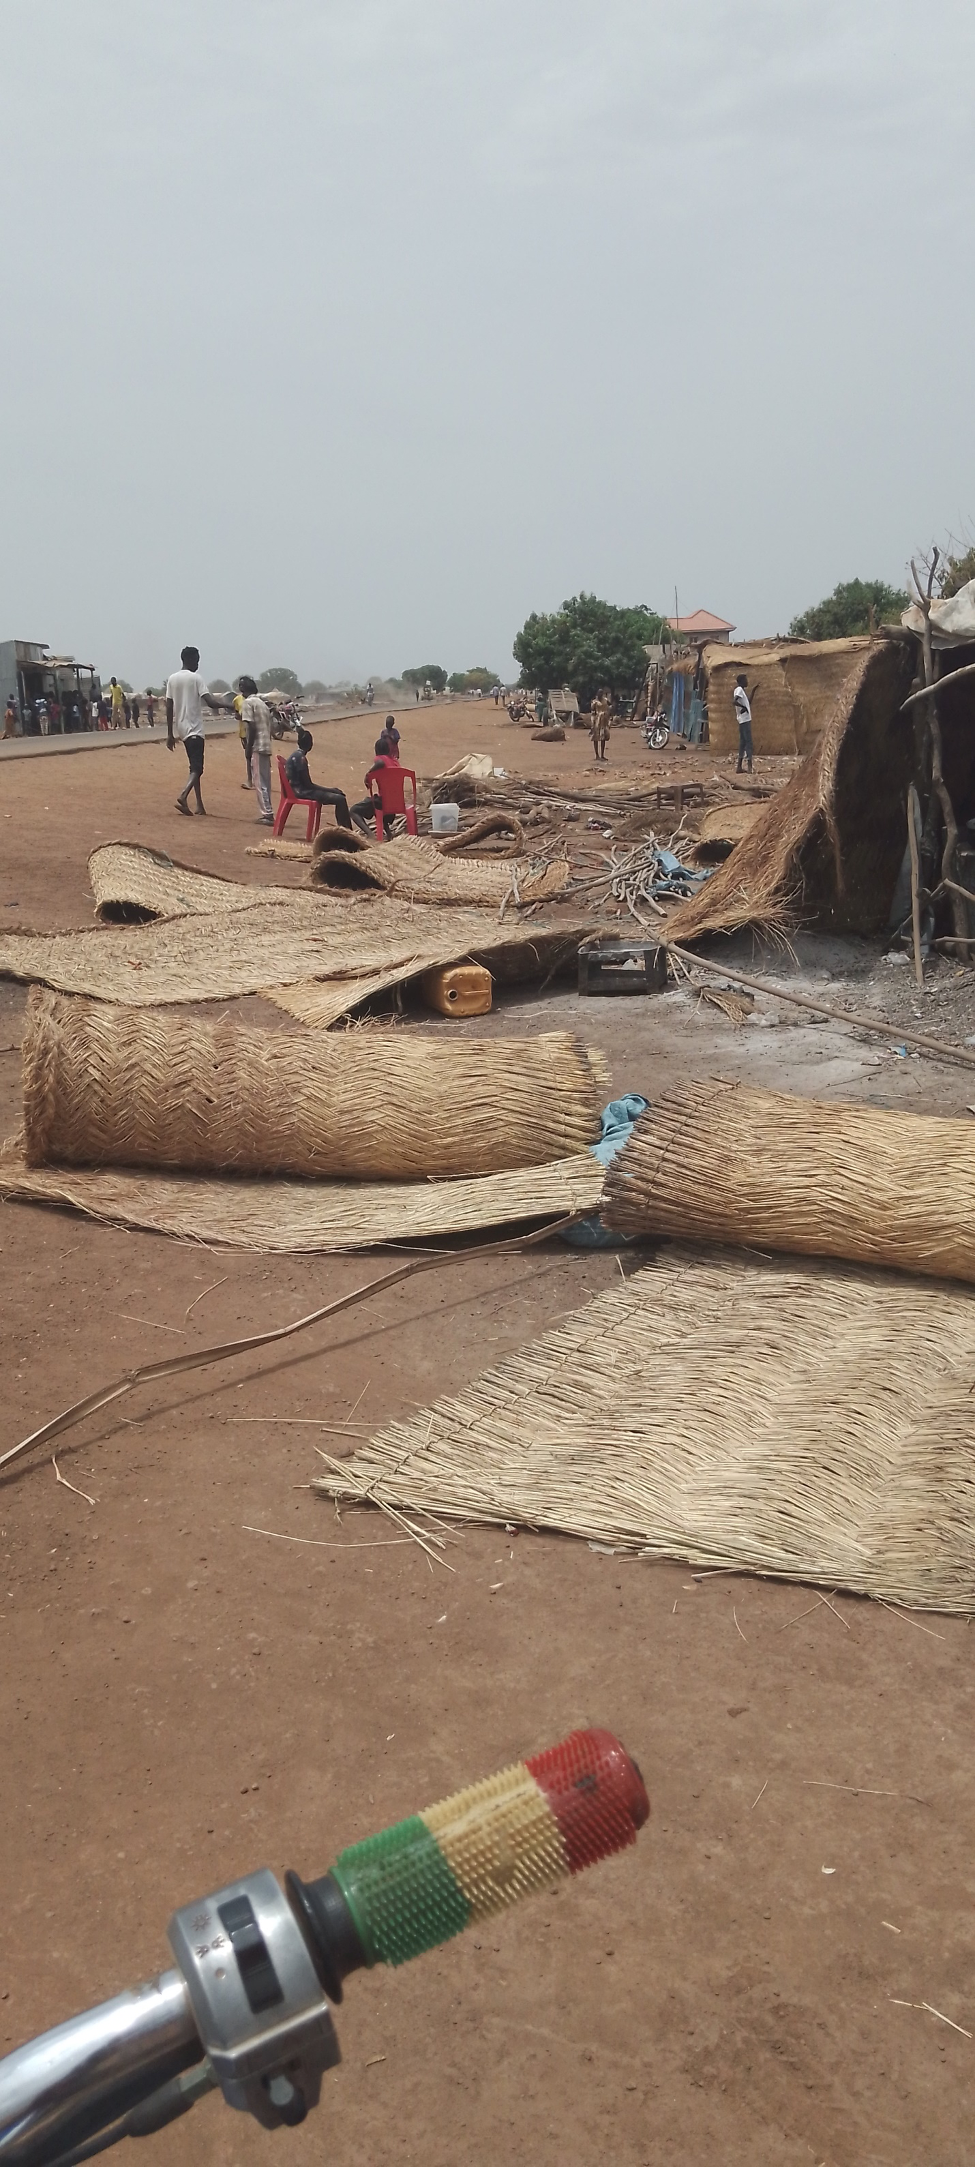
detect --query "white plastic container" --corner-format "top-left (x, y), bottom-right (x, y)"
top-left (431, 802), bottom-right (460, 835)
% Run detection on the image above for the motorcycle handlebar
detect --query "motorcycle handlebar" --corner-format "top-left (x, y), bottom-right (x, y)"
top-left (0, 1730), bottom-right (648, 2164)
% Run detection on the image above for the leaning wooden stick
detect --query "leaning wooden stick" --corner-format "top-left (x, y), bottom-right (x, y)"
top-left (0, 1218), bottom-right (576, 1477)
top-left (907, 784), bottom-right (924, 992)
top-left (665, 944), bottom-right (973, 1069)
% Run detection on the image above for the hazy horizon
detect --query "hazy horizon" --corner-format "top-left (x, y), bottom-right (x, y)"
top-left (2, 0), bottom-right (973, 690)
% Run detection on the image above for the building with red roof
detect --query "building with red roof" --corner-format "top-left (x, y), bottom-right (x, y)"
top-left (666, 609), bottom-right (735, 646)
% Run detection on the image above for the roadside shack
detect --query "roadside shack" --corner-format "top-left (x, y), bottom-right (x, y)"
top-left (0, 639), bottom-right (102, 734)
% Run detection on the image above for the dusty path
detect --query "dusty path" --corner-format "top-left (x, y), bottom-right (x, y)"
top-left (0, 714), bottom-right (972, 2167)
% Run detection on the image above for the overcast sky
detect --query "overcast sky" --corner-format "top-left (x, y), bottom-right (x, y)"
top-left (2, 0), bottom-right (973, 686)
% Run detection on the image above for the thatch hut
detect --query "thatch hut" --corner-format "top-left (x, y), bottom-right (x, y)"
top-left (703, 636), bottom-right (874, 755)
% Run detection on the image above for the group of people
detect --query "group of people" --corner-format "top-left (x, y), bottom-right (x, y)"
top-left (165, 646), bottom-right (407, 830)
top-left (102, 679), bottom-right (157, 731)
top-left (1, 679), bottom-right (161, 738)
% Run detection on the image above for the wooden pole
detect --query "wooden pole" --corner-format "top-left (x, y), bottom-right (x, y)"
top-left (907, 784), bottom-right (924, 989)
top-left (665, 943), bottom-right (973, 1069)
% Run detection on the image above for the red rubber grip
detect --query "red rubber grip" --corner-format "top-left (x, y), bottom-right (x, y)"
top-left (525, 1727), bottom-right (649, 1872)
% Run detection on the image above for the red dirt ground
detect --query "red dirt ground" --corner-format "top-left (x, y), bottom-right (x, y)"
top-left (0, 711), bottom-right (972, 2167)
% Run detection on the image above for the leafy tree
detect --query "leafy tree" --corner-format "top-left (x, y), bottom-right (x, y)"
top-left (788, 579), bottom-right (906, 640)
top-left (447, 666), bottom-right (498, 694)
top-left (257, 666), bottom-right (303, 697)
top-left (302, 679), bottom-right (330, 700)
top-left (403, 663), bottom-right (447, 691)
top-left (512, 594), bottom-right (669, 708)
top-left (208, 677), bottom-right (230, 694)
top-left (939, 545), bottom-right (975, 598)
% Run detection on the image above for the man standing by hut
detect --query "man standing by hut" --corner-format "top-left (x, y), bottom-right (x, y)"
top-left (733, 674), bottom-right (754, 774)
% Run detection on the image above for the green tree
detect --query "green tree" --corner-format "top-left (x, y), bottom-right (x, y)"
top-left (302, 679), bottom-right (330, 700)
top-left (257, 666), bottom-right (303, 697)
top-left (512, 594), bottom-right (669, 708)
top-left (788, 579), bottom-right (906, 639)
top-left (447, 666), bottom-right (498, 693)
top-left (939, 545), bottom-right (975, 598)
top-left (403, 663), bottom-right (447, 691)
top-left (208, 677), bottom-right (230, 694)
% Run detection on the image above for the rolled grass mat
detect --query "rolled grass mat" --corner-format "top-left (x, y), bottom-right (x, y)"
top-left (0, 1141), bottom-right (602, 1251)
top-left (310, 832), bottom-right (569, 905)
top-left (22, 988), bottom-right (606, 1179)
top-left (89, 842), bottom-right (303, 921)
top-left (601, 1079), bottom-right (974, 1283)
top-left (315, 1244), bottom-right (975, 1612)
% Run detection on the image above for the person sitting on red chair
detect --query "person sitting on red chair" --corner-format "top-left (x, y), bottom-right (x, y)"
top-left (284, 728), bottom-right (354, 829)
top-left (350, 737), bottom-right (402, 836)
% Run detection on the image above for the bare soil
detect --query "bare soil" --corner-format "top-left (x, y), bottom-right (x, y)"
top-left (0, 709), bottom-right (972, 2167)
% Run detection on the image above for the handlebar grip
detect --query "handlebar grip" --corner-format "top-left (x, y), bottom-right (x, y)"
top-left (288, 1729), bottom-right (647, 1986)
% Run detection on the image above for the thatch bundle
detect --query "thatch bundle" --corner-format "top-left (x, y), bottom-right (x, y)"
top-left (601, 1079), bottom-right (974, 1282)
top-left (437, 812), bottom-right (526, 857)
top-left (666, 638), bottom-right (917, 942)
top-left (0, 1140), bottom-right (602, 1251)
top-left (22, 988), bottom-right (605, 1179)
top-left (310, 832), bottom-right (569, 905)
top-left (316, 1245), bottom-right (975, 1612)
top-left (702, 636), bottom-right (873, 756)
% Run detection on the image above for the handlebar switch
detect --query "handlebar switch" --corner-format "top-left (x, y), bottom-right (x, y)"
top-left (168, 1869), bottom-right (339, 2132)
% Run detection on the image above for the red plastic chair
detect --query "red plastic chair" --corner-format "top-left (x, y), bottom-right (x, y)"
top-left (367, 763), bottom-right (418, 841)
top-left (273, 755), bottom-right (322, 842)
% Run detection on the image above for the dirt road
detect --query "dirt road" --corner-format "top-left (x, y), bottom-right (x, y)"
top-left (0, 711), bottom-right (972, 2166)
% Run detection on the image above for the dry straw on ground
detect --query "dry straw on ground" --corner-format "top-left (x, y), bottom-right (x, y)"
top-left (665, 638), bottom-right (917, 943)
top-left (22, 987), bottom-right (605, 1179)
top-left (601, 1079), bottom-right (974, 1282)
top-left (0, 1140), bottom-right (602, 1251)
top-left (316, 1245), bottom-right (975, 1612)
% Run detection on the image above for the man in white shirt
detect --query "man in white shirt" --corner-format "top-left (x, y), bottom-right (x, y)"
top-left (733, 674), bottom-right (754, 775)
top-left (166, 646), bottom-right (220, 814)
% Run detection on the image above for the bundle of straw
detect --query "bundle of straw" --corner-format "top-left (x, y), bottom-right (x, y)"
top-left (22, 988), bottom-right (605, 1180)
top-left (601, 1079), bottom-right (974, 1282)
top-left (316, 1245), bottom-right (975, 1611)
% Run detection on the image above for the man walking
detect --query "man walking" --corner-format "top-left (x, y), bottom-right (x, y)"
top-left (733, 674), bottom-right (754, 774)
top-left (166, 645), bottom-right (220, 815)
top-left (109, 676), bottom-right (125, 729)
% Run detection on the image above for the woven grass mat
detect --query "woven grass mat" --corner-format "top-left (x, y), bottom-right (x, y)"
top-left (0, 899), bottom-right (591, 1012)
top-left (0, 1141), bottom-right (602, 1251)
top-left (311, 832), bottom-right (570, 905)
top-left (317, 1245), bottom-right (975, 1612)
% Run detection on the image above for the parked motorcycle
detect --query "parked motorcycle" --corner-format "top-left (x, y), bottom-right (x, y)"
top-left (643, 709), bottom-right (670, 751)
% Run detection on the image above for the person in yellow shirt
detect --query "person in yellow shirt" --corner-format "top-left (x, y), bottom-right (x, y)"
top-left (109, 677), bottom-right (125, 729)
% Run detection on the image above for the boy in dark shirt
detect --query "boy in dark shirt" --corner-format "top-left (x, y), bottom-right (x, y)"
top-left (285, 729), bottom-right (354, 828)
